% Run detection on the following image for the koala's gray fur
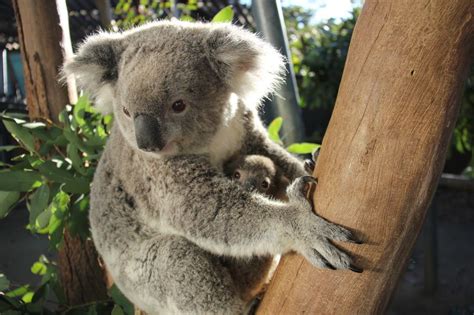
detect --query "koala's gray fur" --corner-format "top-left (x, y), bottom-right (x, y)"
top-left (64, 20), bottom-right (357, 315)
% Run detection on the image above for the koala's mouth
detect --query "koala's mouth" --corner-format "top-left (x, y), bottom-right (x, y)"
top-left (138, 140), bottom-right (177, 155)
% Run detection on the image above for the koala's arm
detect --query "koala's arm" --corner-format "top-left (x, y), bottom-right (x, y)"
top-left (156, 155), bottom-right (356, 269)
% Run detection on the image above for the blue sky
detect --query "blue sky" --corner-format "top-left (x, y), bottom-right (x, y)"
top-left (240, 0), bottom-right (363, 22)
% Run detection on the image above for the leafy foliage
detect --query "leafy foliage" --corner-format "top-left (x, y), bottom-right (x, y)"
top-left (211, 5), bottom-right (234, 23)
top-left (268, 117), bottom-right (320, 154)
top-left (0, 96), bottom-right (119, 313)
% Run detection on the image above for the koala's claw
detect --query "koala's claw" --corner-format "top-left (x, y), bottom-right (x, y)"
top-left (304, 147), bottom-right (321, 174)
top-left (304, 159), bottom-right (315, 174)
top-left (301, 175), bottom-right (317, 185)
top-left (349, 264), bottom-right (363, 273)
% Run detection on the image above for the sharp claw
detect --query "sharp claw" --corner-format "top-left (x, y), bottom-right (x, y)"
top-left (349, 264), bottom-right (363, 273)
top-left (312, 148), bottom-right (321, 160)
top-left (301, 175), bottom-right (317, 184)
top-left (304, 159), bottom-right (315, 173)
top-left (325, 262), bottom-right (336, 270)
top-left (346, 235), bottom-right (363, 244)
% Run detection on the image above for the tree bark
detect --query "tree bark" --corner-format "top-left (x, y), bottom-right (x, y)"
top-left (258, 1), bottom-right (473, 314)
top-left (12, 0), bottom-right (107, 306)
top-left (12, 0), bottom-right (75, 123)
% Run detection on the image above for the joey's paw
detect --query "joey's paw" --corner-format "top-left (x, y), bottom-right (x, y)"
top-left (287, 176), bottom-right (317, 203)
top-left (304, 159), bottom-right (315, 174)
top-left (304, 148), bottom-right (321, 174)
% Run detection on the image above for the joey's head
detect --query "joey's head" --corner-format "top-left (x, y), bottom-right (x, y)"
top-left (224, 155), bottom-right (277, 195)
top-left (63, 21), bottom-right (285, 156)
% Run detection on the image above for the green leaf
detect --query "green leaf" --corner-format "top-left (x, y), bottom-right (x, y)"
top-left (31, 262), bottom-right (47, 275)
top-left (0, 170), bottom-right (42, 192)
top-left (0, 191), bottom-right (20, 218)
top-left (73, 96), bottom-right (90, 127)
top-left (0, 145), bottom-right (18, 152)
top-left (35, 208), bottom-right (52, 231)
top-left (31, 283), bottom-right (49, 303)
top-left (21, 292), bottom-right (33, 303)
top-left (68, 197), bottom-right (90, 239)
top-left (29, 184), bottom-right (50, 228)
top-left (286, 142), bottom-right (320, 154)
top-left (109, 285), bottom-right (134, 315)
top-left (0, 273), bottom-right (10, 291)
top-left (67, 144), bottom-right (86, 175)
top-left (37, 161), bottom-right (90, 194)
top-left (111, 305), bottom-right (125, 315)
top-left (37, 161), bottom-right (74, 183)
top-left (211, 5), bottom-right (234, 23)
top-left (267, 117), bottom-right (283, 145)
top-left (6, 285), bottom-right (30, 298)
top-left (47, 191), bottom-right (70, 248)
top-left (2, 120), bottom-right (36, 152)
top-left (0, 295), bottom-right (23, 312)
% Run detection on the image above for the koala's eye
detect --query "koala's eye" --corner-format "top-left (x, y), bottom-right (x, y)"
top-left (233, 171), bottom-right (241, 179)
top-left (171, 100), bottom-right (187, 113)
top-left (261, 179), bottom-right (270, 190)
top-left (122, 107), bottom-right (131, 118)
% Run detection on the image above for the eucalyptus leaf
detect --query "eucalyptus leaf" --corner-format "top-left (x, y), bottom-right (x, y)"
top-left (286, 142), bottom-right (320, 154)
top-left (67, 144), bottom-right (87, 175)
top-left (111, 305), bottom-right (125, 315)
top-left (0, 191), bottom-right (20, 218)
top-left (3, 120), bottom-right (36, 152)
top-left (109, 285), bottom-right (134, 315)
top-left (211, 5), bottom-right (234, 23)
top-left (0, 273), bottom-right (10, 291)
top-left (31, 283), bottom-right (49, 303)
top-left (0, 170), bottom-right (42, 192)
top-left (267, 117), bottom-right (283, 145)
top-left (29, 185), bottom-right (50, 228)
top-left (21, 292), bottom-right (33, 303)
top-left (0, 145), bottom-right (19, 152)
top-left (31, 262), bottom-right (47, 276)
top-left (6, 285), bottom-right (30, 298)
top-left (38, 161), bottom-right (75, 183)
top-left (35, 208), bottom-right (52, 231)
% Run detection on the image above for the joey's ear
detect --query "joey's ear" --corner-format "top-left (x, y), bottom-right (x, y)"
top-left (63, 33), bottom-right (124, 114)
top-left (205, 25), bottom-right (286, 105)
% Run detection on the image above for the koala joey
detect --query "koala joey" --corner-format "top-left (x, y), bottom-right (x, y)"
top-left (64, 20), bottom-right (361, 315)
top-left (224, 154), bottom-right (290, 200)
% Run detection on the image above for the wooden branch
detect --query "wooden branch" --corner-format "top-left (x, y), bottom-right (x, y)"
top-left (258, 1), bottom-right (473, 314)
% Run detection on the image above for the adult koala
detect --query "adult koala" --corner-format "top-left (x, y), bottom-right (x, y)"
top-left (64, 21), bottom-right (359, 315)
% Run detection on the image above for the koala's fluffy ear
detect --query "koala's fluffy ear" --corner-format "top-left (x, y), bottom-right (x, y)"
top-left (205, 25), bottom-right (286, 105)
top-left (63, 33), bottom-right (124, 114)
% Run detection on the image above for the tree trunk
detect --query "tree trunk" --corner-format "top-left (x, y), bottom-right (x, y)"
top-left (12, 0), bottom-right (107, 306)
top-left (12, 0), bottom-right (76, 123)
top-left (258, 1), bottom-right (473, 314)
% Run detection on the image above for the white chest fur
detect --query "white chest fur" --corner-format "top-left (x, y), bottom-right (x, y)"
top-left (208, 94), bottom-right (246, 168)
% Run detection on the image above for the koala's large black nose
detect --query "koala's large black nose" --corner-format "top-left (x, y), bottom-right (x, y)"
top-left (134, 114), bottom-right (166, 151)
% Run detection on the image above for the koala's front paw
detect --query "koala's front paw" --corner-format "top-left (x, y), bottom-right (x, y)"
top-left (287, 176), bottom-right (362, 272)
top-left (304, 147), bottom-right (321, 174)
